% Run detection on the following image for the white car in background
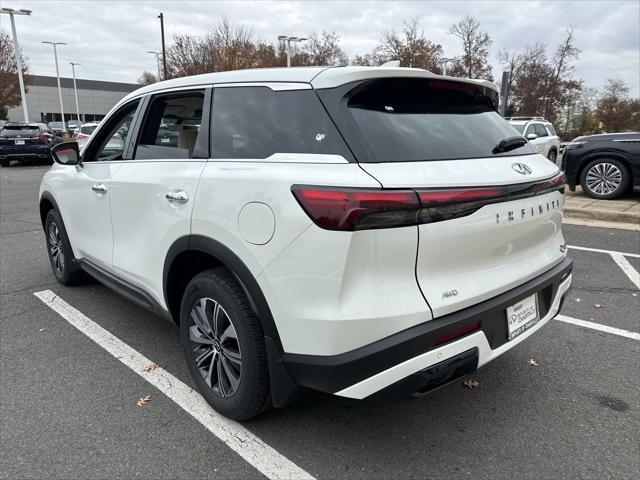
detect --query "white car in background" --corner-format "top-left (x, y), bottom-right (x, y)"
top-left (507, 117), bottom-right (561, 164)
top-left (75, 122), bottom-right (100, 150)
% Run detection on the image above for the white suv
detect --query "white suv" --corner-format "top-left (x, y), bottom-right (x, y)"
top-left (507, 117), bottom-right (561, 164)
top-left (40, 67), bottom-right (573, 420)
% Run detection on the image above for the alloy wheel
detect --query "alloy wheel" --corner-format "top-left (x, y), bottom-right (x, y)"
top-left (188, 297), bottom-right (242, 397)
top-left (48, 222), bottom-right (65, 274)
top-left (585, 162), bottom-right (622, 195)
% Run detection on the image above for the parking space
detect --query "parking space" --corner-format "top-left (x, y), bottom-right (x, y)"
top-left (2, 166), bottom-right (639, 479)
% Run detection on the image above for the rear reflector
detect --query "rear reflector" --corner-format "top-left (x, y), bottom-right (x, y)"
top-left (433, 321), bottom-right (481, 346)
top-left (291, 186), bottom-right (419, 231)
top-left (293, 172), bottom-right (566, 231)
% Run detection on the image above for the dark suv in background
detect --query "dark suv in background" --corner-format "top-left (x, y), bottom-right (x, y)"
top-left (563, 132), bottom-right (640, 199)
top-left (0, 123), bottom-right (62, 167)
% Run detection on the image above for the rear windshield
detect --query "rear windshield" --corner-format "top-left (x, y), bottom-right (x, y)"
top-left (80, 125), bottom-right (97, 135)
top-left (1, 126), bottom-right (39, 135)
top-left (344, 78), bottom-right (534, 162)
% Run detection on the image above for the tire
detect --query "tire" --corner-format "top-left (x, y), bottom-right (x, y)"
top-left (547, 149), bottom-right (557, 163)
top-left (44, 209), bottom-right (88, 285)
top-left (580, 158), bottom-right (630, 199)
top-left (0, 160), bottom-right (9, 167)
top-left (180, 268), bottom-right (271, 420)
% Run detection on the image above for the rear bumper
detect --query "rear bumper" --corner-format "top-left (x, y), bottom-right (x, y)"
top-left (0, 145), bottom-right (50, 159)
top-left (282, 256), bottom-right (573, 399)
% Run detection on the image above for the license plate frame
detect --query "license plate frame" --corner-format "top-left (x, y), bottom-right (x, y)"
top-left (506, 293), bottom-right (539, 340)
top-left (14, 140), bottom-right (25, 145)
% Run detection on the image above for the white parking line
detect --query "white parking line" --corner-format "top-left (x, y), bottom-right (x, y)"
top-left (555, 315), bottom-right (640, 341)
top-left (610, 253), bottom-right (640, 289)
top-left (33, 290), bottom-right (315, 480)
top-left (568, 244), bottom-right (640, 258)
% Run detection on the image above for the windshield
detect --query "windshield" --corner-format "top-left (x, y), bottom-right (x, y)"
top-left (344, 78), bottom-right (535, 162)
top-left (511, 124), bottom-right (526, 134)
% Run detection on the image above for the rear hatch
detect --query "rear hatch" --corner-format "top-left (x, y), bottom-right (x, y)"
top-left (0, 125), bottom-right (43, 146)
top-left (318, 77), bottom-right (567, 318)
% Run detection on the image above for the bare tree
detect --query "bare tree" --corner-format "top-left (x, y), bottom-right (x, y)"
top-left (365, 18), bottom-right (443, 71)
top-left (0, 29), bottom-right (30, 113)
top-left (596, 79), bottom-right (640, 132)
top-left (449, 16), bottom-right (493, 80)
top-left (137, 71), bottom-right (158, 85)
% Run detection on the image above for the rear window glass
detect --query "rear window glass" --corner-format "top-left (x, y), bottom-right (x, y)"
top-left (344, 78), bottom-right (535, 162)
top-left (211, 87), bottom-right (351, 159)
top-left (1, 126), bottom-right (39, 135)
top-left (511, 124), bottom-right (525, 134)
top-left (545, 124), bottom-right (557, 136)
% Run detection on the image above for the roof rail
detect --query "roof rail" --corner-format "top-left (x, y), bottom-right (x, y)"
top-left (505, 116), bottom-right (547, 121)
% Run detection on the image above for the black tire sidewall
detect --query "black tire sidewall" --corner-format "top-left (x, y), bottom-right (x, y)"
top-left (45, 209), bottom-right (79, 284)
top-left (179, 270), bottom-right (268, 420)
top-left (580, 158), bottom-right (630, 199)
top-left (548, 150), bottom-right (557, 162)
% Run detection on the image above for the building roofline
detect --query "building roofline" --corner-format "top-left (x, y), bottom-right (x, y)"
top-left (29, 75), bottom-right (138, 93)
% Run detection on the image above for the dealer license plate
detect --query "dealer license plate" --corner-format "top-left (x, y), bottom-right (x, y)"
top-left (506, 294), bottom-right (539, 340)
top-left (14, 140), bottom-right (25, 145)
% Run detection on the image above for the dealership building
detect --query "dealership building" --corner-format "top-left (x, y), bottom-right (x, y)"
top-left (6, 74), bottom-right (138, 124)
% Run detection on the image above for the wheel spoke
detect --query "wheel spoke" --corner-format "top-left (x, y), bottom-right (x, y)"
top-left (222, 348), bottom-right (242, 367)
top-left (195, 347), bottom-right (214, 367)
top-left (190, 325), bottom-right (214, 344)
top-left (220, 324), bottom-right (237, 344)
top-left (221, 356), bottom-right (240, 394)
top-left (216, 357), bottom-right (228, 396)
top-left (205, 350), bottom-right (217, 388)
top-left (191, 299), bottom-right (211, 336)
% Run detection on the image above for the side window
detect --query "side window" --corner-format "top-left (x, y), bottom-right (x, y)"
top-left (133, 91), bottom-right (204, 160)
top-left (84, 100), bottom-right (139, 162)
top-left (534, 124), bottom-right (548, 137)
top-left (545, 124), bottom-right (557, 136)
top-left (211, 86), bottom-right (351, 159)
top-left (524, 124), bottom-right (535, 137)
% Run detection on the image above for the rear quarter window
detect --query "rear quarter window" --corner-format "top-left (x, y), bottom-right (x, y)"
top-left (211, 86), bottom-right (352, 160)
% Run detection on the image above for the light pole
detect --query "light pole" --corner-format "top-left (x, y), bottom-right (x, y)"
top-left (147, 50), bottom-right (162, 80)
top-left (158, 13), bottom-right (167, 80)
top-left (70, 62), bottom-right (81, 124)
top-left (278, 35), bottom-right (308, 67)
top-left (0, 8), bottom-right (32, 123)
top-left (441, 58), bottom-right (455, 76)
top-left (42, 41), bottom-right (67, 131)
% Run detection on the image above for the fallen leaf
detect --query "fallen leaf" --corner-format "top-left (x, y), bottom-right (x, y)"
top-left (528, 358), bottom-right (539, 366)
top-left (593, 304), bottom-right (604, 309)
top-left (574, 298), bottom-right (582, 303)
top-left (142, 363), bottom-right (158, 373)
top-left (463, 379), bottom-right (480, 389)
top-left (39, 328), bottom-right (46, 332)
top-left (136, 395), bottom-right (152, 407)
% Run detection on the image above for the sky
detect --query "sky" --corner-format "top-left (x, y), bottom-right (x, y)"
top-left (2, 0), bottom-right (639, 96)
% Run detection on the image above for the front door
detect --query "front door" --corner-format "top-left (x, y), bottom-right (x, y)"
top-left (58, 100), bottom-right (140, 268)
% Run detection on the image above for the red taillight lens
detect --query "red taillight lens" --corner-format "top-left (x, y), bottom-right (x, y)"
top-left (38, 134), bottom-right (47, 142)
top-left (433, 321), bottom-right (481, 346)
top-left (291, 186), bottom-right (420, 231)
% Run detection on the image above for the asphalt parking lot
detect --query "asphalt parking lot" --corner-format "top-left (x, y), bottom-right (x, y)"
top-left (1, 165), bottom-right (639, 480)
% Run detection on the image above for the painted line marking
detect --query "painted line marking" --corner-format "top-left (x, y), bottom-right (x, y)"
top-left (568, 244), bottom-right (640, 258)
top-left (556, 315), bottom-right (640, 341)
top-left (609, 252), bottom-right (640, 290)
top-left (33, 290), bottom-right (315, 480)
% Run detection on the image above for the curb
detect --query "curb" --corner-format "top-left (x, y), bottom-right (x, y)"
top-left (564, 206), bottom-right (639, 225)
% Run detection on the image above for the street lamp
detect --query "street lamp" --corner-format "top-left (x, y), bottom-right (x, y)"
top-left (70, 62), bottom-right (81, 125)
top-left (0, 8), bottom-right (32, 123)
top-left (441, 58), bottom-right (455, 76)
top-left (147, 50), bottom-right (162, 80)
top-left (278, 35), bottom-right (308, 68)
top-left (42, 41), bottom-right (67, 131)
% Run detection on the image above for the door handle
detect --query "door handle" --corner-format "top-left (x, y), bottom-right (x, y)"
top-left (92, 183), bottom-right (107, 194)
top-left (165, 190), bottom-right (189, 204)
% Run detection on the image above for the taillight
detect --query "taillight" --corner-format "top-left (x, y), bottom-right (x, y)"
top-left (433, 321), bottom-right (481, 346)
top-left (291, 186), bottom-right (420, 231)
top-left (38, 134), bottom-right (47, 142)
top-left (0, 136), bottom-right (7, 144)
top-left (293, 172), bottom-right (566, 231)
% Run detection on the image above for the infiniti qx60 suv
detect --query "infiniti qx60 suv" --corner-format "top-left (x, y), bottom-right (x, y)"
top-left (40, 66), bottom-right (573, 420)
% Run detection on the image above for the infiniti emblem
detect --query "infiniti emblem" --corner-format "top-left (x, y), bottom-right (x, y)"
top-left (512, 162), bottom-right (532, 175)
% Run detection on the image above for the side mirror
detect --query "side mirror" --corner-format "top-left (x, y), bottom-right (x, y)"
top-left (51, 141), bottom-right (80, 165)
top-left (526, 133), bottom-right (538, 140)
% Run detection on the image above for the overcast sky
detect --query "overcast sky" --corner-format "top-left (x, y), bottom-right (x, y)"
top-left (2, 0), bottom-right (639, 95)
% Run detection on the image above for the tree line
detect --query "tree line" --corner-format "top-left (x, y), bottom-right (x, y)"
top-left (2, 17), bottom-right (638, 137)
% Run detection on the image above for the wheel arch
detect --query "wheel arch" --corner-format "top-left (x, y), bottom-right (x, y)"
top-left (39, 191), bottom-right (60, 228)
top-left (163, 235), bottom-right (284, 353)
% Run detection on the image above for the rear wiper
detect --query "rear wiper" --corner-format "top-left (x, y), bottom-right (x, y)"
top-left (493, 136), bottom-right (527, 154)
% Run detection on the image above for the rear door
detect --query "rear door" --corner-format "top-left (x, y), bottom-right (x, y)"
top-left (108, 89), bottom-right (209, 304)
top-left (321, 77), bottom-right (567, 317)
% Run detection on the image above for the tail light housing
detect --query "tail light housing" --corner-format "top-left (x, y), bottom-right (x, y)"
top-left (293, 172), bottom-right (566, 231)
